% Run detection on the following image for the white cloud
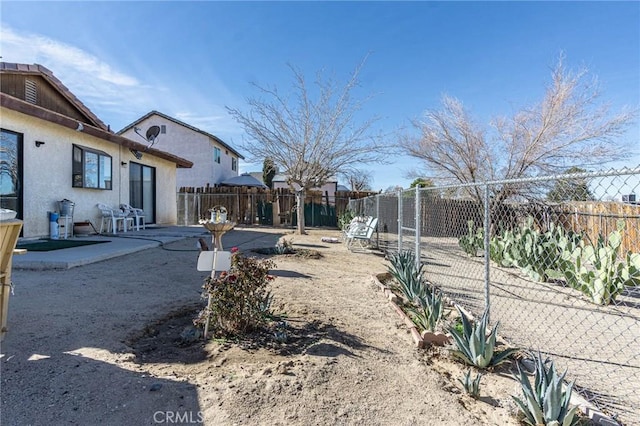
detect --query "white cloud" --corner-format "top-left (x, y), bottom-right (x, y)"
top-left (0, 26), bottom-right (155, 126)
top-left (0, 25), bottom-right (246, 137)
top-left (0, 26), bottom-right (138, 86)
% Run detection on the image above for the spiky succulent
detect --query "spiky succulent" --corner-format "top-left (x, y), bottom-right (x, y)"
top-left (409, 289), bottom-right (444, 333)
top-left (447, 306), bottom-right (518, 369)
top-left (512, 352), bottom-right (579, 426)
top-left (387, 250), bottom-right (430, 303)
top-left (459, 369), bottom-right (482, 399)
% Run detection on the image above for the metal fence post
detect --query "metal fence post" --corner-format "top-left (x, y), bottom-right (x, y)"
top-left (376, 194), bottom-right (381, 248)
top-left (397, 189), bottom-right (403, 253)
top-left (415, 186), bottom-right (421, 263)
top-left (483, 184), bottom-right (491, 322)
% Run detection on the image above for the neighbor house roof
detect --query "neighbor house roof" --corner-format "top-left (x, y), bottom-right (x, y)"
top-left (118, 110), bottom-right (244, 159)
top-left (0, 62), bottom-right (109, 131)
top-left (273, 174), bottom-right (338, 183)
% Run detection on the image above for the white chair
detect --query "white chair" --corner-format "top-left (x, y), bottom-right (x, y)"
top-left (97, 203), bottom-right (133, 234)
top-left (345, 216), bottom-right (378, 250)
top-left (120, 203), bottom-right (146, 231)
top-left (341, 215), bottom-right (369, 241)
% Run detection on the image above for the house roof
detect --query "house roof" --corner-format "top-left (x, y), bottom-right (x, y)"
top-left (0, 62), bottom-right (109, 131)
top-left (1, 93), bottom-right (193, 168)
top-left (221, 173), bottom-right (267, 188)
top-left (118, 110), bottom-right (244, 159)
top-left (273, 173), bottom-right (338, 183)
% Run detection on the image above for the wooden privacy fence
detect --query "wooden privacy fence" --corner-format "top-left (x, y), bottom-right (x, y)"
top-left (555, 201), bottom-right (640, 254)
top-left (416, 197), bottom-right (640, 253)
top-left (177, 186), bottom-right (377, 227)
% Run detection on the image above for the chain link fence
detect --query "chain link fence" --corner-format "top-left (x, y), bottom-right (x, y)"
top-left (349, 167), bottom-right (640, 425)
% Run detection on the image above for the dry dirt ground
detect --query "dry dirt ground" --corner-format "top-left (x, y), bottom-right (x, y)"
top-left (2, 226), bottom-right (563, 425)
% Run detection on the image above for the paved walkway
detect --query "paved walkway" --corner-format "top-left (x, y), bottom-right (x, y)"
top-left (12, 225), bottom-right (211, 270)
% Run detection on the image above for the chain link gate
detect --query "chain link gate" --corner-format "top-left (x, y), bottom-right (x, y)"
top-left (349, 167), bottom-right (640, 425)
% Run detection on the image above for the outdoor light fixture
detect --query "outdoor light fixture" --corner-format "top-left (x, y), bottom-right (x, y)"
top-left (35, 141), bottom-right (45, 147)
top-left (130, 148), bottom-right (143, 160)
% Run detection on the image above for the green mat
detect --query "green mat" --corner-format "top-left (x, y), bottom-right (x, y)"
top-left (17, 239), bottom-right (111, 252)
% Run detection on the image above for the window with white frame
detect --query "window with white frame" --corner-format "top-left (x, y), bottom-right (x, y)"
top-left (231, 157), bottom-right (237, 171)
top-left (213, 147), bottom-right (221, 164)
top-left (72, 144), bottom-right (112, 189)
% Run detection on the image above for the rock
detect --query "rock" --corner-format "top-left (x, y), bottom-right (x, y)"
top-left (180, 326), bottom-right (202, 343)
top-left (150, 383), bottom-right (162, 392)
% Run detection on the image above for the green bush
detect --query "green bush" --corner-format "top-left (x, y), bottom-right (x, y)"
top-left (195, 249), bottom-right (275, 336)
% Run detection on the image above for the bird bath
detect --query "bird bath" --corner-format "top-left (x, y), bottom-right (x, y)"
top-left (200, 220), bottom-right (236, 250)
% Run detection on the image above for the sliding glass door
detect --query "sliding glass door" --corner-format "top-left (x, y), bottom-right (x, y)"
top-left (129, 162), bottom-right (155, 224)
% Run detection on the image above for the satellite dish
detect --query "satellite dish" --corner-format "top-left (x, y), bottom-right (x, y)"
top-left (146, 125), bottom-right (160, 146)
top-left (133, 125), bottom-right (161, 151)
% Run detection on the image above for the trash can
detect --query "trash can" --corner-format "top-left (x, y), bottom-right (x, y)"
top-left (48, 211), bottom-right (59, 240)
top-left (58, 199), bottom-right (75, 217)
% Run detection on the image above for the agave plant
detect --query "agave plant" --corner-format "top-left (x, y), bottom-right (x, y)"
top-left (387, 250), bottom-right (422, 281)
top-left (459, 369), bottom-right (482, 399)
top-left (409, 289), bottom-right (444, 333)
top-left (447, 306), bottom-right (518, 369)
top-left (512, 352), bottom-right (579, 426)
top-left (387, 251), bottom-right (430, 303)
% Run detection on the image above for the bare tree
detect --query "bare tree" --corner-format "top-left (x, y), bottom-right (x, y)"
top-left (0, 133), bottom-right (19, 196)
top-left (400, 55), bottom-right (636, 202)
top-left (342, 169), bottom-right (373, 192)
top-left (228, 60), bottom-right (387, 234)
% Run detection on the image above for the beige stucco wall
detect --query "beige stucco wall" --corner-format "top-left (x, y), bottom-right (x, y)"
top-left (273, 180), bottom-right (338, 203)
top-left (1, 108), bottom-right (178, 238)
top-left (120, 115), bottom-right (239, 189)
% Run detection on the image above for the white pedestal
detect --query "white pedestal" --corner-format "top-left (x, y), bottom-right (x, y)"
top-left (58, 215), bottom-right (73, 239)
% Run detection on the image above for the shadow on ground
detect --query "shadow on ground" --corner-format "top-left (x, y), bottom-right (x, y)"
top-left (126, 305), bottom-right (390, 365)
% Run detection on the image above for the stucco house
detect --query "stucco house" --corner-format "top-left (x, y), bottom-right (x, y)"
top-left (118, 111), bottom-right (243, 190)
top-left (0, 63), bottom-right (192, 238)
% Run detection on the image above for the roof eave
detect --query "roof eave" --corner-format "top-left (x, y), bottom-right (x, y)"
top-left (1, 93), bottom-right (193, 168)
top-left (0, 62), bottom-right (109, 131)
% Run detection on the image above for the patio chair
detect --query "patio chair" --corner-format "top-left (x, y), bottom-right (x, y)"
top-left (120, 203), bottom-right (146, 231)
top-left (345, 216), bottom-right (378, 251)
top-left (97, 203), bottom-right (133, 234)
top-left (341, 215), bottom-right (370, 241)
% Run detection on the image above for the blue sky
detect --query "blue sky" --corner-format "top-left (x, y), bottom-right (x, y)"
top-left (1, 1), bottom-right (639, 191)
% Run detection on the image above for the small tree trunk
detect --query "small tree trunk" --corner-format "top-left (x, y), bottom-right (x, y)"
top-left (296, 189), bottom-right (306, 234)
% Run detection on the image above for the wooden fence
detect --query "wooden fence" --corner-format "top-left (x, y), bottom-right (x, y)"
top-left (177, 186), bottom-right (378, 227)
top-left (555, 201), bottom-right (640, 254)
top-left (417, 198), bottom-right (640, 253)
